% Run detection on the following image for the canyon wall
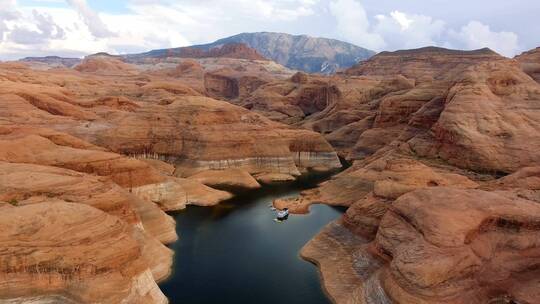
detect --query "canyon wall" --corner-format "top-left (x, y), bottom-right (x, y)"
top-left (266, 47), bottom-right (540, 304)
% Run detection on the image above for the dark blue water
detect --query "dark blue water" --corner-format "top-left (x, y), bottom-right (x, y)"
top-left (160, 173), bottom-right (344, 304)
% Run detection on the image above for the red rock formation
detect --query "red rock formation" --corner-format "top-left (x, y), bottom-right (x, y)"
top-left (173, 59), bottom-right (205, 78)
top-left (188, 168), bottom-right (261, 191)
top-left (516, 47), bottom-right (540, 83)
top-left (277, 50), bottom-right (540, 211)
top-left (303, 188), bottom-right (540, 304)
top-left (373, 188), bottom-right (540, 304)
top-left (344, 46), bottom-right (503, 81)
top-left (275, 156), bottom-right (477, 215)
top-left (204, 66), bottom-right (283, 100)
top-left (0, 64), bottom-right (341, 178)
top-left (409, 60), bottom-right (540, 174)
top-left (74, 55), bottom-right (139, 75)
top-left (268, 50), bottom-right (540, 213)
top-left (204, 68), bottom-right (242, 98)
top-left (0, 126), bottom-right (231, 213)
top-left (237, 71), bottom-right (417, 156)
top-left (0, 57), bottom-right (340, 302)
top-left (239, 47), bottom-right (513, 163)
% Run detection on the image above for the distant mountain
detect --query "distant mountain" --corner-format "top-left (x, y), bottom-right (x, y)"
top-left (134, 32), bottom-right (375, 74)
top-left (19, 56), bottom-right (81, 68)
top-left (127, 42), bottom-right (267, 61)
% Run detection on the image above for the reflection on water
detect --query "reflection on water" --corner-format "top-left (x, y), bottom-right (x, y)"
top-left (160, 171), bottom-right (345, 304)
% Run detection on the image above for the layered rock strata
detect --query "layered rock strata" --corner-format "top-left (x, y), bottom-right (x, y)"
top-left (0, 202), bottom-right (169, 304)
top-left (516, 47), bottom-right (540, 83)
top-left (304, 187), bottom-right (540, 304)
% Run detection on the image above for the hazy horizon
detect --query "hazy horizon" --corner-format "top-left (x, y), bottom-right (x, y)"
top-left (1, 0), bottom-right (539, 60)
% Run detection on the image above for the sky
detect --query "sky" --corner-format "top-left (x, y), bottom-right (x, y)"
top-left (0, 0), bottom-right (538, 60)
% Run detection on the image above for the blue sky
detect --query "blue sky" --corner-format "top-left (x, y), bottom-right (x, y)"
top-left (1, 0), bottom-right (539, 60)
top-left (18, 0), bottom-right (128, 12)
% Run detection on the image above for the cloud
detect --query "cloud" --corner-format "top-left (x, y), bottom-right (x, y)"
top-left (9, 10), bottom-right (65, 45)
top-left (0, 20), bottom-right (9, 42)
top-left (0, 5), bottom-right (90, 60)
top-left (0, 0), bottom-right (18, 41)
top-left (99, 9), bottom-right (191, 53)
top-left (119, 0), bottom-right (320, 49)
top-left (329, 0), bottom-right (385, 50)
top-left (0, 0), bottom-right (18, 19)
top-left (328, 0), bottom-right (520, 56)
top-left (389, 11), bottom-right (413, 30)
top-left (0, 0), bottom-right (527, 60)
top-left (66, 0), bottom-right (114, 38)
top-left (127, 0), bottom-right (318, 23)
top-left (373, 11), bottom-right (446, 50)
top-left (447, 21), bottom-right (520, 57)
top-left (328, 0), bottom-right (444, 51)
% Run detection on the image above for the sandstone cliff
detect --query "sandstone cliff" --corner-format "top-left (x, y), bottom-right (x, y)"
top-left (0, 202), bottom-right (169, 304)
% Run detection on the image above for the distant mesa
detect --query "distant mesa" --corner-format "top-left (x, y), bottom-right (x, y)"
top-left (375, 46), bottom-right (498, 56)
top-left (19, 56), bottom-right (81, 68)
top-left (87, 52), bottom-right (122, 58)
top-left (344, 45), bottom-right (504, 80)
top-left (140, 42), bottom-right (268, 61)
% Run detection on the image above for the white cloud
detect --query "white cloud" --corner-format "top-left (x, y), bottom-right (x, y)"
top-left (9, 10), bottom-right (65, 44)
top-left (329, 0), bottom-right (385, 50)
top-left (447, 21), bottom-right (520, 57)
top-left (389, 11), bottom-right (413, 30)
top-left (373, 10), bottom-right (445, 50)
top-left (0, 0), bottom-right (18, 42)
top-left (65, 0), bottom-right (114, 38)
top-left (328, 0), bottom-right (445, 51)
top-left (100, 10), bottom-right (191, 53)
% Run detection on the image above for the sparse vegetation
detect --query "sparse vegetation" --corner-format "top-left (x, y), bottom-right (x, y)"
top-left (8, 198), bottom-right (18, 206)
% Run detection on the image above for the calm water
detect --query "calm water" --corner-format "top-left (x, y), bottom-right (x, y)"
top-left (160, 172), bottom-right (344, 304)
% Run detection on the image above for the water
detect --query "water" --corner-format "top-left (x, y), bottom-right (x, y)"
top-left (160, 172), bottom-right (344, 304)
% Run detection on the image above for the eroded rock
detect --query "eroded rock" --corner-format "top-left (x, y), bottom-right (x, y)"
top-left (187, 168), bottom-right (261, 191)
top-left (0, 202), bottom-right (169, 304)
